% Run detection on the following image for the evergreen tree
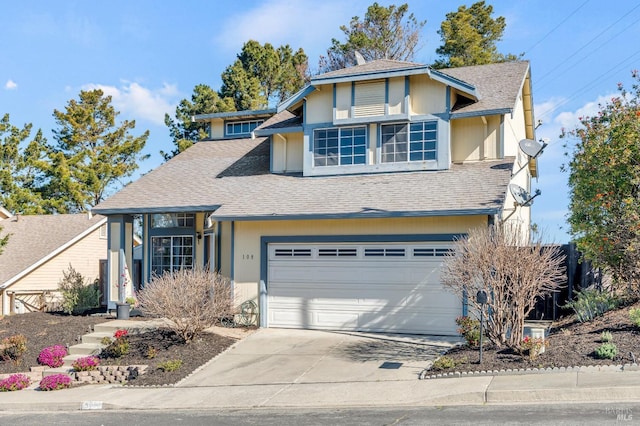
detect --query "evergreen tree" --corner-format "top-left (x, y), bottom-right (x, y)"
top-left (0, 113), bottom-right (49, 214)
top-left (0, 226), bottom-right (7, 255)
top-left (433, 1), bottom-right (519, 69)
top-left (220, 40), bottom-right (308, 110)
top-left (162, 84), bottom-right (235, 161)
top-left (45, 89), bottom-right (149, 213)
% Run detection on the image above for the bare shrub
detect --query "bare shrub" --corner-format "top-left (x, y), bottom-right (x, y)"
top-left (441, 224), bottom-right (565, 349)
top-left (137, 269), bottom-right (235, 342)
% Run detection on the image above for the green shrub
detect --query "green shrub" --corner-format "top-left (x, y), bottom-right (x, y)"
top-left (432, 356), bottom-right (457, 370)
top-left (630, 308), bottom-right (640, 328)
top-left (145, 346), bottom-right (157, 359)
top-left (455, 316), bottom-right (480, 347)
top-left (564, 289), bottom-right (619, 322)
top-left (158, 359), bottom-right (182, 372)
top-left (595, 342), bottom-right (618, 360)
top-left (101, 329), bottom-right (129, 358)
top-left (59, 265), bottom-right (101, 315)
top-left (600, 330), bottom-right (613, 343)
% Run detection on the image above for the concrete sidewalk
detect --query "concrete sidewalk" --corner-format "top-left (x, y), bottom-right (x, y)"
top-left (2, 369), bottom-right (640, 411)
top-left (1, 328), bottom-right (640, 411)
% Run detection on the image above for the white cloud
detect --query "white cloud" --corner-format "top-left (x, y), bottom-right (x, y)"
top-left (553, 93), bottom-right (614, 130)
top-left (5, 80), bottom-right (17, 90)
top-left (215, 0), bottom-right (370, 65)
top-left (83, 81), bottom-right (179, 126)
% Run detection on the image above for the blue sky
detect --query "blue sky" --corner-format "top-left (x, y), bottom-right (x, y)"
top-left (2, 0), bottom-right (639, 243)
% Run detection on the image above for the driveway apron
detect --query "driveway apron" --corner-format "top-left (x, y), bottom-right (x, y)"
top-left (177, 328), bottom-right (459, 387)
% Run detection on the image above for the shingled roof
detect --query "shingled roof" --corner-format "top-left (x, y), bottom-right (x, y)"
top-left (440, 61), bottom-right (530, 117)
top-left (0, 214), bottom-right (106, 287)
top-left (93, 137), bottom-right (513, 219)
top-left (313, 59), bottom-right (425, 80)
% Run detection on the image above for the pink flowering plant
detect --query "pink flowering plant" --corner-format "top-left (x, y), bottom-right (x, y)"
top-left (72, 356), bottom-right (100, 372)
top-left (39, 374), bottom-right (72, 391)
top-left (0, 373), bottom-right (31, 391)
top-left (37, 345), bottom-right (68, 368)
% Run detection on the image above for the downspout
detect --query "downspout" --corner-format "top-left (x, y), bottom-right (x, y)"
top-left (276, 133), bottom-right (288, 172)
top-left (481, 116), bottom-right (488, 160)
top-left (230, 221), bottom-right (235, 301)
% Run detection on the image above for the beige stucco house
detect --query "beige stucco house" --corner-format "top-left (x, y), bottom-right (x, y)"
top-left (0, 213), bottom-right (108, 315)
top-left (93, 60), bottom-right (538, 335)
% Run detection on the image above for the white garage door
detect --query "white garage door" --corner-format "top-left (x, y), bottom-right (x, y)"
top-left (267, 243), bottom-right (461, 335)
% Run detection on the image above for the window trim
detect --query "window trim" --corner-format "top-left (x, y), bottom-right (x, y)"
top-left (312, 125), bottom-right (367, 167)
top-left (150, 235), bottom-right (194, 275)
top-left (380, 120), bottom-right (438, 164)
top-left (151, 213), bottom-right (194, 229)
top-left (224, 119), bottom-right (265, 137)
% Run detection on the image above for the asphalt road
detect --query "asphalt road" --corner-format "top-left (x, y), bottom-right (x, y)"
top-left (0, 403), bottom-right (638, 425)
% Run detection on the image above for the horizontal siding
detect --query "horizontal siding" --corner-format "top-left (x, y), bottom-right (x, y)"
top-left (8, 228), bottom-right (107, 293)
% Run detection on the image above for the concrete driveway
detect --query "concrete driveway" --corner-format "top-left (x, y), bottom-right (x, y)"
top-left (178, 328), bottom-right (460, 387)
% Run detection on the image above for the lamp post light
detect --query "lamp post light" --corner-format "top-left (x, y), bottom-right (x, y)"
top-left (476, 290), bottom-right (487, 364)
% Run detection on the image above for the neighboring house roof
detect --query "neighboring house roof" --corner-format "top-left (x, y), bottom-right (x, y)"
top-left (0, 206), bottom-right (12, 219)
top-left (440, 61), bottom-right (530, 118)
top-left (93, 138), bottom-right (514, 220)
top-left (0, 214), bottom-right (106, 288)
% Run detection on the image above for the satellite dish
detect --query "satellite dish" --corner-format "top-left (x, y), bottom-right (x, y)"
top-left (354, 51), bottom-right (366, 66)
top-left (509, 184), bottom-right (541, 207)
top-left (519, 139), bottom-right (547, 159)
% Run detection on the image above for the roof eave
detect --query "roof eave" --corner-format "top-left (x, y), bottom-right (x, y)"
top-left (450, 108), bottom-right (513, 119)
top-left (210, 208), bottom-right (501, 222)
top-left (254, 126), bottom-right (304, 137)
top-left (277, 85), bottom-right (317, 113)
top-left (92, 205), bottom-right (222, 216)
top-left (192, 108), bottom-right (276, 123)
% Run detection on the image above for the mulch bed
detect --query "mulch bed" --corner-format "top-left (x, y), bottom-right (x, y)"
top-left (0, 311), bottom-right (239, 386)
top-left (427, 301), bottom-right (640, 375)
top-left (4, 303), bottom-right (640, 385)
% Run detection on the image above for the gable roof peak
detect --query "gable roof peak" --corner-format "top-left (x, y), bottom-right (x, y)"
top-left (313, 58), bottom-right (426, 81)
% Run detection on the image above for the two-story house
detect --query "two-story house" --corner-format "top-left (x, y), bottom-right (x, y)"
top-left (93, 59), bottom-right (536, 335)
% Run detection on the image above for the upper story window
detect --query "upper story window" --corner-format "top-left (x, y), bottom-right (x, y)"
top-left (381, 121), bottom-right (437, 163)
top-left (225, 119), bottom-right (264, 137)
top-left (314, 126), bottom-right (366, 167)
top-left (151, 213), bottom-right (194, 229)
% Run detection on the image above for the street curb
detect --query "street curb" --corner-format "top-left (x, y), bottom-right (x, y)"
top-left (421, 363), bottom-right (640, 379)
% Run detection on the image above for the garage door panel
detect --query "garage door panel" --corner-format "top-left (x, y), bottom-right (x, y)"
top-left (267, 243), bottom-right (461, 335)
top-left (269, 285), bottom-right (454, 306)
top-left (270, 263), bottom-right (444, 285)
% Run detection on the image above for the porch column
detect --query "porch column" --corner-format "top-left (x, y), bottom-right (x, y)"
top-left (107, 215), bottom-right (134, 308)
